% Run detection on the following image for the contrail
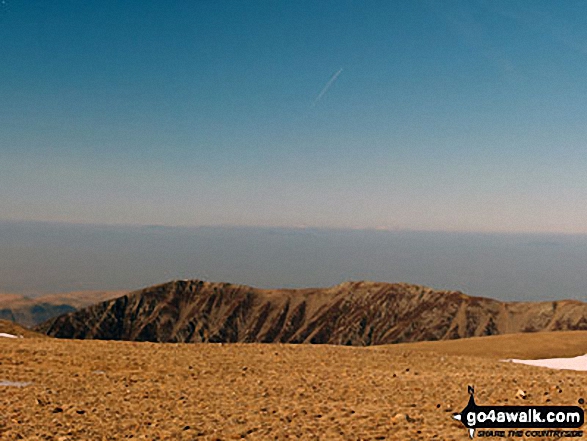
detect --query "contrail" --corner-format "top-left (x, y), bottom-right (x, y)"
top-left (312, 67), bottom-right (343, 107)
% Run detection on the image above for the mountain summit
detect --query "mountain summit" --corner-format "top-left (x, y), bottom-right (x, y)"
top-left (36, 280), bottom-right (587, 345)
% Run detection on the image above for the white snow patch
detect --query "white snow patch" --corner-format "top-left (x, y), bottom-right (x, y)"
top-left (0, 380), bottom-right (31, 387)
top-left (505, 354), bottom-right (587, 371)
top-left (0, 333), bottom-right (22, 339)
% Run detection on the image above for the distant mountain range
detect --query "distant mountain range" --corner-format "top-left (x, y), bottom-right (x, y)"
top-left (0, 290), bottom-right (127, 328)
top-left (36, 280), bottom-right (587, 345)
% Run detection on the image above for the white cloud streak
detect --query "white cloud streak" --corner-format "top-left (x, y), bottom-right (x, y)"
top-left (312, 68), bottom-right (343, 107)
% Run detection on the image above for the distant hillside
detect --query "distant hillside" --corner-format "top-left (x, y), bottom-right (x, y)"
top-left (0, 319), bottom-right (47, 338)
top-left (36, 280), bottom-right (587, 345)
top-left (0, 290), bottom-right (127, 327)
top-left (389, 330), bottom-right (587, 360)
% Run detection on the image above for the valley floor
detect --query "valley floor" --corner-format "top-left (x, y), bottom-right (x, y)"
top-left (2, 334), bottom-right (587, 440)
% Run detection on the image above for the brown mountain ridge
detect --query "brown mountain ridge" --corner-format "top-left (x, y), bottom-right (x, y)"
top-left (36, 280), bottom-right (587, 345)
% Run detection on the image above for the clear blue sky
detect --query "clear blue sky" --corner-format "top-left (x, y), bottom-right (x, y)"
top-left (2, 0), bottom-right (586, 233)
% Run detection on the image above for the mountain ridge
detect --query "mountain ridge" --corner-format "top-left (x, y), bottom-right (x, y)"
top-left (36, 279), bottom-right (587, 345)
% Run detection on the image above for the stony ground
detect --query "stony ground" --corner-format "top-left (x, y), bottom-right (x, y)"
top-left (1, 337), bottom-right (587, 440)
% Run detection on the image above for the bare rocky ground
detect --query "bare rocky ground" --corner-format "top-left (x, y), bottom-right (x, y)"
top-left (2, 334), bottom-right (587, 440)
top-left (37, 280), bottom-right (587, 345)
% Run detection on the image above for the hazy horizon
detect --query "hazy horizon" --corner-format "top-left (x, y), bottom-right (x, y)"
top-left (2, 3), bottom-right (586, 302)
top-left (2, 1), bottom-right (587, 234)
top-left (1, 220), bottom-right (586, 303)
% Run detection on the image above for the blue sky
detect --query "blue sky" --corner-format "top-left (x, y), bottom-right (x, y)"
top-left (1, 0), bottom-right (586, 233)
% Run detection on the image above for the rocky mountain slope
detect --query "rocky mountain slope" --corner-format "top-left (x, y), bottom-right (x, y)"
top-left (0, 290), bottom-right (127, 327)
top-left (36, 280), bottom-right (587, 345)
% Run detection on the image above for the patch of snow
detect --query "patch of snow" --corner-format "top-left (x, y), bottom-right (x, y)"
top-left (0, 333), bottom-right (22, 339)
top-left (0, 380), bottom-right (31, 387)
top-left (504, 354), bottom-right (587, 371)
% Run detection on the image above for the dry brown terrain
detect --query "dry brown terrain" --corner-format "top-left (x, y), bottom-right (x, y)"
top-left (38, 280), bottom-right (587, 345)
top-left (2, 332), bottom-right (587, 440)
top-left (0, 319), bottom-right (47, 339)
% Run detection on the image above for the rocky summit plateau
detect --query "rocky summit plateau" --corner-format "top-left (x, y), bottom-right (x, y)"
top-left (36, 280), bottom-right (587, 344)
